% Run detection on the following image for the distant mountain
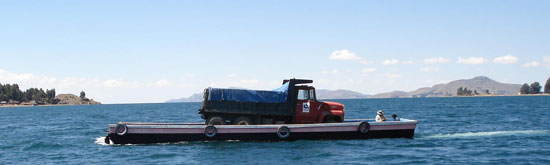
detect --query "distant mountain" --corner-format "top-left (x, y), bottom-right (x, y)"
top-left (316, 89), bottom-right (370, 100)
top-left (165, 89), bottom-right (370, 103)
top-left (166, 93), bottom-right (203, 103)
top-left (166, 87), bottom-right (247, 103)
top-left (371, 76), bottom-right (521, 98)
top-left (166, 76), bottom-right (522, 102)
top-left (370, 91), bottom-right (409, 98)
top-left (55, 94), bottom-right (101, 105)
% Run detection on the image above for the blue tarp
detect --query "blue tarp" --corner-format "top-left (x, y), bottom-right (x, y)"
top-left (208, 82), bottom-right (289, 103)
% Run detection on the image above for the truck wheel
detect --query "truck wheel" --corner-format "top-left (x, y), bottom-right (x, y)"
top-left (358, 122), bottom-right (370, 133)
top-left (207, 116), bottom-right (225, 125)
top-left (204, 125), bottom-right (217, 138)
top-left (115, 124), bottom-right (128, 136)
top-left (233, 116), bottom-right (253, 125)
top-left (277, 126), bottom-right (290, 139)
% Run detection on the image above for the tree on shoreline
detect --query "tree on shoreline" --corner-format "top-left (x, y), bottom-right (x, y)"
top-left (457, 87), bottom-right (473, 96)
top-left (80, 91), bottom-right (86, 99)
top-left (545, 77), bottom-right (550, 94)
top-left (520, 83), bottom-right (530, 94)
top-left (0, 83), bottom-right (56, 104)
top-left (529, 82), bottom-right (541, 94)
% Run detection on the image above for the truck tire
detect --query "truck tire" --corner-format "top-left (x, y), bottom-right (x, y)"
top-left (233, 116), bottom-right (253, 125)
top-left (204, 125), bottom-right (217, 138)
top-left (358, 122), bottom-right (370, 133)
top-left (277, 126), bottom-right (290, 139)
top-left (207, 116), bottom-right (225, 125)
top-left (115, 124), bottom-right (128, 136)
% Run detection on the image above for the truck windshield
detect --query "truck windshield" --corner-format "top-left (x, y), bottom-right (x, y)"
top-left (297, 89), bottom-right (315, 100)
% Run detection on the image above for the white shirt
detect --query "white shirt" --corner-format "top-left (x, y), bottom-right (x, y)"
top-left (376, 114), bottom-right (386, 122)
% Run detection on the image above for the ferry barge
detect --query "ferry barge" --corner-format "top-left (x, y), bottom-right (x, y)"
top-left (105, 119), bottom-right (418, 144)
top-left (104, 79), bottom-right (418, 144)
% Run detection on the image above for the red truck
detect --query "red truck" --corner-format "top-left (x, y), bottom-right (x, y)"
top-left (198, 79), bottom-right (345, 125)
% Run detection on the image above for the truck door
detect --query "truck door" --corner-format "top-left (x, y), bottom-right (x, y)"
top-left (294, 88), bottom-right (320, 123)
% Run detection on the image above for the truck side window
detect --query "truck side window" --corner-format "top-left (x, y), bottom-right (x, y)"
top-left (309, 89), bottom-right (315, 100)
top-left (297, 89), bottom-right (310, 100)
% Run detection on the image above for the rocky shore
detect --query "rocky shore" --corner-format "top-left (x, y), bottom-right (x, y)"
top-left (54, 94), bottom-right (101, 105)
top-left (0, 93), bottom-right (100, 107)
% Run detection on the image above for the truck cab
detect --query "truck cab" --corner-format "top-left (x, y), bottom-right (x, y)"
top-left (198, 79), bottom-right (345, 125)
top-left (293, 85), bottom-right (344, 123)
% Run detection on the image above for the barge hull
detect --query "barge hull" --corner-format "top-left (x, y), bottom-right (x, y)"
top-left (106, 119), bottom-right (418, 144)
top-left (108, 129), bottom-right (415, 144)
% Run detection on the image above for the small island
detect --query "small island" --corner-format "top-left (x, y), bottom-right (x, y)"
top-left (0, 83), bottom-right (100, 107)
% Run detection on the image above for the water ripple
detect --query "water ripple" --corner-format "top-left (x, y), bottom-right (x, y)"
top-left (419, 130), bottom-right (550, 139)
top-left (2, 96), bottom-right (550, 164)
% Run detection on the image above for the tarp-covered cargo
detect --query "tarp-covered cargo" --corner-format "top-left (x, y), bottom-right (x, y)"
top-left (207, 82), bottom-right (289, 103)
top-left (199, 79), bottom-right (311, 117)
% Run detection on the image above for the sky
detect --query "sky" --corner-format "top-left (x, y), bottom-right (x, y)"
top-left (1, 0), bottom-right (549, 103)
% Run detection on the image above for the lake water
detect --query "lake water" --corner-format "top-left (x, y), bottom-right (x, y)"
top-left (1, 96), bottom-right (549, 164)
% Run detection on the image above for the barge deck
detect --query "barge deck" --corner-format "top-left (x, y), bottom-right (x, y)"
top-left (105, 119), bottom-right (418, 144)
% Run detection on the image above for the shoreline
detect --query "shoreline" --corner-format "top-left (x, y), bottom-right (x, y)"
top-left (328, 94), bottom-right (550, 100)
top-left (3, 94), bottom-right (548, 107)
top-left (0, 104), bottom-right (100, 108)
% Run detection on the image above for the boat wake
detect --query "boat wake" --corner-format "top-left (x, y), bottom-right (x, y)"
top-left (94, 136), bottom-right (112, 146)
top-left (419, 130), bottom-right (550, 139)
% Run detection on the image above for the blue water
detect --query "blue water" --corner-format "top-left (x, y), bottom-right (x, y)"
top-left (1, 96), bottom-right (549, 164)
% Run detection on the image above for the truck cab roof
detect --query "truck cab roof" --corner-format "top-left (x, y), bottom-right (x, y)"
top-left (282, 79), bottom-right (313, 85)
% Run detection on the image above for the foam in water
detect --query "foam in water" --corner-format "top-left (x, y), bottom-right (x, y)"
top-left (94, 137), bottom-right (112, 146)
top-left (421, 130), bottom-right (550, 139)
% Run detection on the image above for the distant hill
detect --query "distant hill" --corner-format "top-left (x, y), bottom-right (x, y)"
top-left (371, 76), bottom-right (521, 98)
top-left (55, 94), bottom-right (101, 105)
top-left (166, 89), bottom-right (370, 103)
top-left (166, 87), bottom-right (243, 103)
top-left (370, 91), bottom-right (409, 98)
top-left (166, 93), bottom-right (203, 103)
top-left (166, 76), bottom-right (522, 102)
top-left (316, 89), bottom-right (370, 100)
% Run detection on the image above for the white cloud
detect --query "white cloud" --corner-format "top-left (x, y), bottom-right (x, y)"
top-left (401, 60), bottom-right (414, 64)
top-left (424, 57), bottom-right (451, 64)
top-left (420, 66), bottom-right (439, 72)
top-left (523, 61), bottom-right (539, 68)
top-left (493, 55), bottom-right (518, 64)
top-left (384, 73), bottom-right (402, 79)
top-left (0, 68), bottom-right (200, 103)
top-left (457, 57), bottom-right (487, 64)
top-left (362, 68), bottom-right (376, 73)
top-left (329, 49), bottom-right (361, 60)
top-left (382, 58), bottom-right (399, 65)
top-left (0, 69), bottom-right (57, 85)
